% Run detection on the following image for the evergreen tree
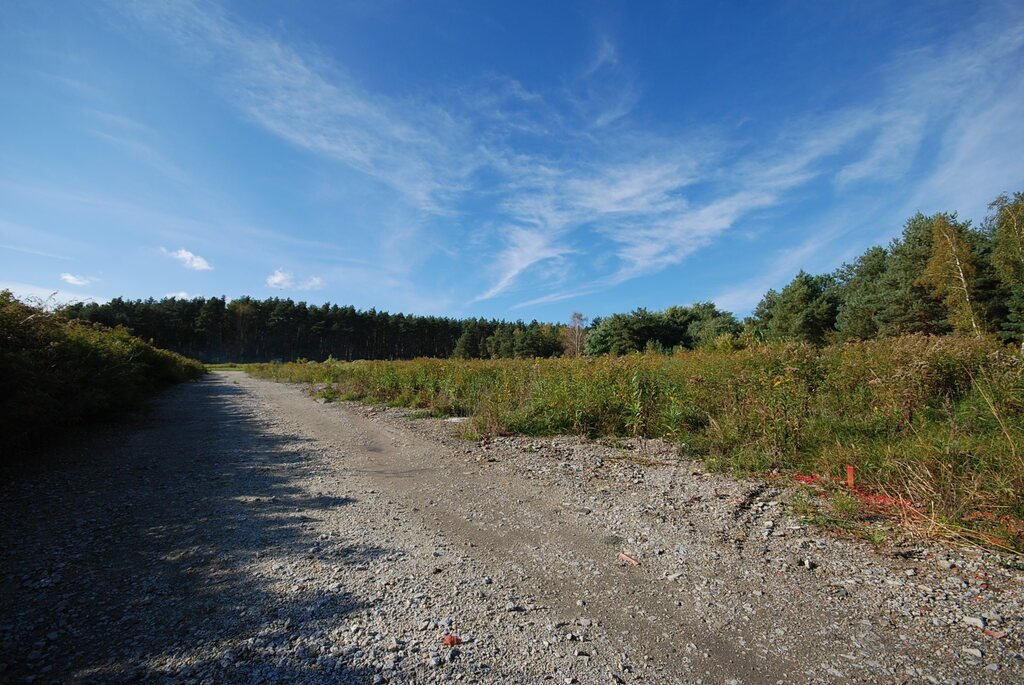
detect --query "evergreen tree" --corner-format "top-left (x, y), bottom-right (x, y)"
top-left (514, 322), bottom-right (563, 358)
top-left (834, 247), bottom-right (889, 340)
top-left (988, 193), bottom-right (1024, 345)
top-left (875, 213), bottom-right (950, 336)
top-left (685, 303), bottom-right (741, 347)
top-left (1002, 285), bottom-right (1024, 346)
top-left (762, 271), bottom-right (838, 344)
top-left (453, 328), bottom-right (480, 359)
top-left (966, 229), bottom-right (1009, 334)
top-left (485, 325), bottom-right (517, 358)
top-left (745, 289), bottom-right (780, 342)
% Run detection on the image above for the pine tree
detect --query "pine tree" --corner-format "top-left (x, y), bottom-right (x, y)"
top-left (834, 247), bottom-right (888, 340)
top-left (1003, 285), bottom-right (1024, 346)
top-left (875, 213), bottom-right (950, 336)
top-left (763, 271), bottom-right (838, 344)
top-left (988, 193), bottom-right (1024, 348)
top-left (452, 329), bottom-right (477, 359)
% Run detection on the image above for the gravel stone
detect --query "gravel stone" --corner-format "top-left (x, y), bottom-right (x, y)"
top-left (0, 371), bottom-right (1021, 684)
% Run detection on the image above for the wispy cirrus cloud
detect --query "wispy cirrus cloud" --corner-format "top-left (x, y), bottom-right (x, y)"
top-left (121, 0), bottom-right (475, 213)
top-left (470, 228), bottom-right (572, 303)
top-left (161, 246), bottom-right (212, 270)
top-left (504, 7), bottom-right (1024, 307)
top-left (117, 0), bottom-right (1024, 312)
top-left (1, 243), bottom-right (71, 260)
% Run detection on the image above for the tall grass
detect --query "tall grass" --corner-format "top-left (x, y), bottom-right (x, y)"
top-left (1, 291), bottom-right (206, 456)
top-left (248, 336), bottom-right (1024, 538)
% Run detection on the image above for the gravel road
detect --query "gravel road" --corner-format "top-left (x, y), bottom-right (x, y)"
top-left (1, 371), bottom-right (1022, 684)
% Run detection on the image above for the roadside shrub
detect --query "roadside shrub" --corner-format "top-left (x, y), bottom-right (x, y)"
top-left (0, 291), bottom-right (205, 456)
top-left (247, 335), bottom-right (1024, 528)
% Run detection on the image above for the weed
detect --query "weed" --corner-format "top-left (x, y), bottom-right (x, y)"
top-left (1, 291), bottom-right (205, 456)
top-left (243, 334), bottom-right (1024, 546)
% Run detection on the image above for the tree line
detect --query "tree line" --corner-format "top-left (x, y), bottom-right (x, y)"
top-left (61, 296), bottom-right (569, 363)
top-left (583, 191), bottom-right (1024, 353)
top-left (62, 190), bottom-right (1023, 361)
top-left (746, 192), bottom-right (1024, 346)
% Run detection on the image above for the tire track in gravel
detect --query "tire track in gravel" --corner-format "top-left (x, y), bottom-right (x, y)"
top-left (2, 371), bottom-right (1021, 684)
top-left (239, 374), bottom-right (800, 684)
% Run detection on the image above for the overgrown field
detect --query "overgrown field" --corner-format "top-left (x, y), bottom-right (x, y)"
top-left (1, 291), bottom-right (205, 456)
top-left (249, 335), bottom-right (1024, 547)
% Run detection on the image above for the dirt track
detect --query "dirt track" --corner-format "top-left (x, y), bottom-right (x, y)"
top-left (1, 371), bottom-right (1021, 684)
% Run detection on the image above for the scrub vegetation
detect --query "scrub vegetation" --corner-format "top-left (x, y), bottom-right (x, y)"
top-left (248, 335), bottom-right (1024, 550)
top-left (0, 291), bottom-right (205, 456)
top-left (55, 191), bottom-right (1024, 547)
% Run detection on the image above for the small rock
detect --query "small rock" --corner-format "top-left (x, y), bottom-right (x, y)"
top-left (962, 647), bottom-right (983, 658)
top-left (963, 616), bottom-right (986, 629)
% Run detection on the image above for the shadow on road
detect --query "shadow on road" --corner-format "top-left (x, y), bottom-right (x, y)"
top-left (0, 374), bottom-right (392, 683)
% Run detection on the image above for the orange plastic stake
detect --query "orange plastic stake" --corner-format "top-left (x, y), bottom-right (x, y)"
top-left (846, 465), bottom-right (855, 489)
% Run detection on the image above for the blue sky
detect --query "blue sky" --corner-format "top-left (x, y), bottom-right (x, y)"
top-left (3, 1), bottom-right (1024, 321)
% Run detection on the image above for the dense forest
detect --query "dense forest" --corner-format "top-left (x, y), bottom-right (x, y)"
top-left (63, 191), bottom-right (1024, 361)
top-left (61, 296), bottom-right (567, 363)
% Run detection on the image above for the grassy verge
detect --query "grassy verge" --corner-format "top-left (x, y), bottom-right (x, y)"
top-left (1, 291), bottom-right (206, 456)
top-left (247, 335), bottom-right (1024, 551)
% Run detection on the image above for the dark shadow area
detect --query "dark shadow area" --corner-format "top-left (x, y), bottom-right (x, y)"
top-left (0, 375), bottom-right (396, 683)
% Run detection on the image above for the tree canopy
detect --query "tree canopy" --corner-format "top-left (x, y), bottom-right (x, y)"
top-left (61, 188), bottom-right (1024, 361)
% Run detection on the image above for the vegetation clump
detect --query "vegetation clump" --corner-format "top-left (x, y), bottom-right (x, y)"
top-left (249, 335), bottom-right (1024, 549)
top-left (0, 291), bottom-right (205, 456)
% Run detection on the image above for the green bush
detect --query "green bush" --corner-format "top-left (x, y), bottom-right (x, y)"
top-left (0, 291), bottom-right (205, 455)
top-left (248, 335), bottom-right (1024, 528)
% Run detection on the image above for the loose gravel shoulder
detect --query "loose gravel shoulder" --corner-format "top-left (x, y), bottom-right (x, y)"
top-left (1, 371), bottom-right (1021, 684)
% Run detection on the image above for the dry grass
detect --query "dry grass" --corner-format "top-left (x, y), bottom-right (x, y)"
top-left (248, 335), bottom-right (1024, 551)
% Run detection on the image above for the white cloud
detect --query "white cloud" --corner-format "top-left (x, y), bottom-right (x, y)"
top-left (118, 2), bottom-right (1024, 310)
top-left (59, 272), bottom-right (92, 286)
top-left (301, 276), bottom-right (324, 290)
top-left (266, 269), bottom-right (323, 290)
top-left (161, 246), bottom-right (213, 271)
top-left (165, 291), bottom-right (190, 299)
top-left (266, 269), bottom-right (291, 289)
